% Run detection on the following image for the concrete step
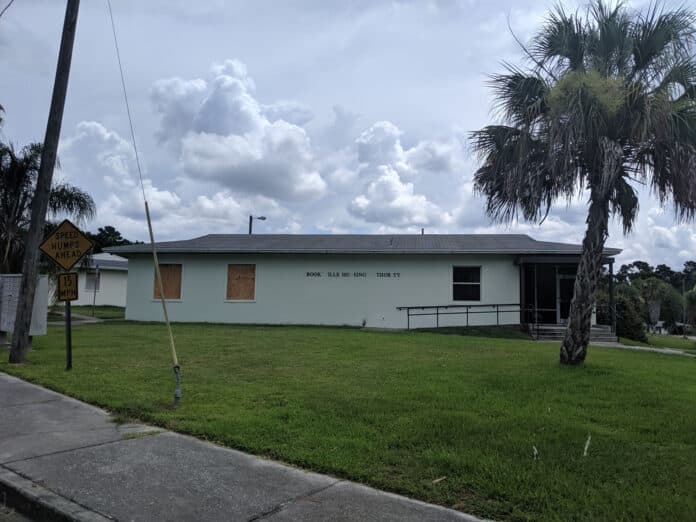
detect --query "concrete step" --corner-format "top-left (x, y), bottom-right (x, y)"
top-left (530, 324), bottom-right (616, 342)
top-left (534, 325), bottom-right (612, 332)
top-left (535, 336), bottom-right (618, 343)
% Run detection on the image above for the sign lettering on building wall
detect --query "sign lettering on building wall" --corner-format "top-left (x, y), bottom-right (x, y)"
top-left (305, 271), bottom-right (401, 278)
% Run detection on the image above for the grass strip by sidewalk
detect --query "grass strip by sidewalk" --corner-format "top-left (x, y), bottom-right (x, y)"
top-left (49, 305), bottom-right (125, 320)
top-left (2, 322), bottom-right (696, 521)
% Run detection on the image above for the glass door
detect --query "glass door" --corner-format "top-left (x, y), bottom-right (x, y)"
top-left (557, 276), bottom-right (575, 324)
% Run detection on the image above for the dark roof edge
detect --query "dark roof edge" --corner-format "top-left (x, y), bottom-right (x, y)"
top-left (107, 247), bottom-right (622, 256)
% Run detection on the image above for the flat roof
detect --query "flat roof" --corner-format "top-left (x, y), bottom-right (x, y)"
top-left (106, 234), bottom-right (621, 257)
top-left (81, 252), bottom-right (128, 271)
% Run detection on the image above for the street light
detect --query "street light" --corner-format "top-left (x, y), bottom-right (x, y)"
top-left (248, 215), bottom-right (266, 235)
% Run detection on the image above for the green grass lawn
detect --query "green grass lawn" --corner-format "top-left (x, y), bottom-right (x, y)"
top-left (51, 305), bottom-right (125, 320)
top-left (621, 333), bottom-right (696, 353)
top-left (646, 333), bottom-right (696, 353)
top-left (415, 325), bottom-right (533, 340)
top-left (2, 323), bottom-right (695, 521)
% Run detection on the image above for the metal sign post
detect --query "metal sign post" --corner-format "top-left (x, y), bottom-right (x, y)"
top-left (42, 222), bottom-right (92, 370)
top-left (66, 299), bottom-right (72, 370)
top-left (57, 272), bottom-right (78, 370)
top-left (91, 264), bottom-right (99, 317)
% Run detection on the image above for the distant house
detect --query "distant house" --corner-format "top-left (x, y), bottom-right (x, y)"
top-left (652, 321), bottom-right (667, 335)
top-left (72, 252), bottom-right (128, 307)
top-left (107, 234), bottom-right (620, 338)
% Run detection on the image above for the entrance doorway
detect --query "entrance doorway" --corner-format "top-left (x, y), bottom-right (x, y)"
top-left (557, 275), bottom-right (575, 324)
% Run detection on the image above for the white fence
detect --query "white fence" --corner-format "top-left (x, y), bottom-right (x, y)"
top-left (0, 274), bottom-right (49, 336)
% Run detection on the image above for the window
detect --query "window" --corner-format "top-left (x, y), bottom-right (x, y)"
top-left (227, 264), bottom-right (256, 301)
top-left (453, 266), bottom-right (480, 301)
top-left (153, 264), bottom-right (182, 300)
top-left (85, 271), bottom-right (101, 292)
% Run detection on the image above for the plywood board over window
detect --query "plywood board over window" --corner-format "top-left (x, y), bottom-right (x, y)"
top-left (227, 264), bottom-right (256, 301)
top-left (154, 264), bottom-right (182, 300)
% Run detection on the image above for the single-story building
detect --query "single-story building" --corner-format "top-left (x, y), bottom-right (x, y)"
top-left (107, 234), bottom-right (620, 336)
top-left (71, 252), bottom-right (128, 307)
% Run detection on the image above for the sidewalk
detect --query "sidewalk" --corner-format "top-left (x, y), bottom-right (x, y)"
top-left (592, 341), bottom-right (696, 358)
top-left (48, 312), bottom-right (103, 327)
top-left (0, 373), bottom-right (480, 522)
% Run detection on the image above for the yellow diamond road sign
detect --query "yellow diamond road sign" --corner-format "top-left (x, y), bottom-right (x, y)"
top-left (40, 219), bottom-right (93, 271)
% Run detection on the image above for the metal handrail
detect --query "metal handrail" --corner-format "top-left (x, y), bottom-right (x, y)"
top-left (397, 302), bottom-right (617, 335)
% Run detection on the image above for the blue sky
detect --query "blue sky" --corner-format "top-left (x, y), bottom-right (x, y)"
top-left (1, 0), bottom-right (694, 268)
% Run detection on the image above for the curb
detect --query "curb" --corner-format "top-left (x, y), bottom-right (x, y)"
top-left (0, 466), bottom-right (112, 522)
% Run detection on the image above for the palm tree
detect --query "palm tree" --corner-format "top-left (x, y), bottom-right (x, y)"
top-left (634, 277), bottom-right (670, 330)
top-left (0, 142), bottom-right (95, 273)
top-left (471, 2), bottom-right (696, 365)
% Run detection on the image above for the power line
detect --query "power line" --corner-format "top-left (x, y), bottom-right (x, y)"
top-left (106, 0), bottom-right (146, 202)
top-left (105, 0), bottom-right (181, 406)
top-left (0, 0), bottom-right (16, 20)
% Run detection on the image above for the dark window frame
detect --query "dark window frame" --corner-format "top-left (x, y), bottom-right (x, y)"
top-left (85, 270), bottom-right (101, 292)
top-left (452, 265), bottom-right (481, 302)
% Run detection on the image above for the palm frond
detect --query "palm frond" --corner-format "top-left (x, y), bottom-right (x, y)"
top-left (471, 125), bottom-right (576, 223)
top-left (48, 182), bottom-right (96, 222)
top-left (530, 5), bottom-right (587, 73)
top-left (609, 174), bottom-right (639, 233)
top-left (489, 66), bottom-right (550, 126)
top-left (587, 1), bottom-right (633, 76)
top-left (631, 4), bottom-right (696, 77)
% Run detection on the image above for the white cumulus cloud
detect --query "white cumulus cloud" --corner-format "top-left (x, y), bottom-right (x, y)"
top-left (150, 59), bottom-right (326, 201)
top-left (348, 121), bottom-right (456, 227)
top-left (349, 165), bottom-right (452, 227)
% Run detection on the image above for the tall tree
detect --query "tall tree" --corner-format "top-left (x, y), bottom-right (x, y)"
top-left (87, 225), bottom-right (132, 253)
top-left (616, 261), bottom-right (655, 283)
top-left (654, 263), bottom-right (681, 288)
top-left (471, 2), bottom-right (696, 365)
top-left (0, 142), bottom-right (95, 273)
top-left (634, 277), bottom-right (670, 328)
top-left (683, 261), bottom-right (696, 290)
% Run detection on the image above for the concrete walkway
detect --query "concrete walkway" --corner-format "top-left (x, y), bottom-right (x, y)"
top-left (592, 341), bottom-right (696, 358)
top-left (0, 373), bottom-right (479, 522)
top-left (48, 311), bottom-right (103, 327)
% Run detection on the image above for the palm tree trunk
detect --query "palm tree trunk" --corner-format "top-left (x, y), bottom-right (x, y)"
top-left (1, 230), bottom-right (14, 273)
top-left (560, 195), bottom-right (610, 365)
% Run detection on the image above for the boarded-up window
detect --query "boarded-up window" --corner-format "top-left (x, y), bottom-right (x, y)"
top-left (153, 264), bottom-right (182, 300)
top-left (227, 264), bottom-right (256, 300)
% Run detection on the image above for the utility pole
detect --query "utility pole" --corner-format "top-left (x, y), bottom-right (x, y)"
top-left (9, 0), bottom-right (80, 363)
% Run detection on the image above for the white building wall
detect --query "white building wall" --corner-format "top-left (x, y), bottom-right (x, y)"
top-left (125, 253), bottom-right (521, 329)
top-left (73, 270), bottom-right (127, 307)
